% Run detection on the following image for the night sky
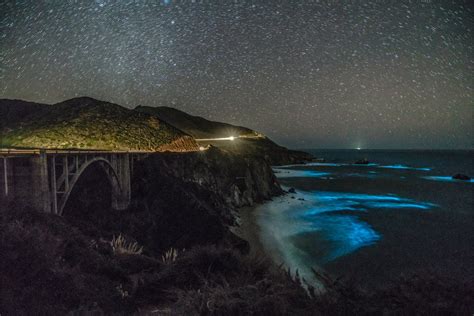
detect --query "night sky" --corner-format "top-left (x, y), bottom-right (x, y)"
top-left (1, 0), bottom-right (472, 149)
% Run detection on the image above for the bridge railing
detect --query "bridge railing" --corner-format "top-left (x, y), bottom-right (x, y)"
top-left (0, 149), bottom-right (154, 156)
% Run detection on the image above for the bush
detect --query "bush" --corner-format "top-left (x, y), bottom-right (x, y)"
top-left (110, 234), bottom-right (143, 256)
top-left (0, 208), bottom-right (136, 314)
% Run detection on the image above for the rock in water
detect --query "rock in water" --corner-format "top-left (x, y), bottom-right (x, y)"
top-left (354, 159), bottom-right (370, 165)
top-left (452, 174), bottom-right (471, 181)
top-left (288, 187), bottom-right (296, 193)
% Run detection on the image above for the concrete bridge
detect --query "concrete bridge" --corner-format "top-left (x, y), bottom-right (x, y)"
top-left (0, 149), bottom-right (143, 215)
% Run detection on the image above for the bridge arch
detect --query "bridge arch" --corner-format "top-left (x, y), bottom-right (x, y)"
top-left (0, 151), bottom-right (132, 214)
top-left (57, 157), bottom-right (123, 216)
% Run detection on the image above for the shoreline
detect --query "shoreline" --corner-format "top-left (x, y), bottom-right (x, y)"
top-left (234, 202), bottom-right (288, 269)
top-left (235, 191), bottom-right (327, 289)
top-left (234, 206), bottom-right (266, 257)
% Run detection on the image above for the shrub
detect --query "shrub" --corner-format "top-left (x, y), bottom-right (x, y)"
top-left (162, 247), bottom-right (182, 264)
top-left (110, 234), bottom-right (143, 255)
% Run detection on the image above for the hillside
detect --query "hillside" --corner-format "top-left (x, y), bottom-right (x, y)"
top-left (0, 97), bottom-right (198, 152)
top-left (135, 106), bottom-right (257, 139)
top-left (0, 99), bottom-right (50, 127)
top-left (136, 105), bottom-right (313, 165)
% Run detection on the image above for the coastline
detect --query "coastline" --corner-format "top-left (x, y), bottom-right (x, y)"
top-left (234, 206), bottom-right (267, 258)
top-left (257, 156), bottom-right (474, 289)
top-left (235, 189), bottom-right (327, 289)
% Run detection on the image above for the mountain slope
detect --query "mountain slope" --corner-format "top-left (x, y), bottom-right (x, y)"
top-left (135, 106), bottom-right (257, 139)
top-left (135, 105), bottom-right (312, 165)
top-left (0, 99), bottom-right (50, 127)
top-left (0, 97), bottom-right (198, 152)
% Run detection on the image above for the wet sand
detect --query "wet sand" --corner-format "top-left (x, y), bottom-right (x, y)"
top-left (234, 205), bottom-right (268, 258)
top-left (236, 192), bottom-right (330, 288)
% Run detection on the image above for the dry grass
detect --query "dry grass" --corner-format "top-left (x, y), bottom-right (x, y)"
top-left (162, 248), bottom-right (182, 264)
top-left (110, 234), bottom-right (143, 255)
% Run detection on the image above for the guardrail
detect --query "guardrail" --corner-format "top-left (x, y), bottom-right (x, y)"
top-left (0, 148), bottom-right (156, 156)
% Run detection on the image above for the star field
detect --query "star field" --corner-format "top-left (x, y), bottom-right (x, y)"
top-left (1, 0), bottom-right (472, 149)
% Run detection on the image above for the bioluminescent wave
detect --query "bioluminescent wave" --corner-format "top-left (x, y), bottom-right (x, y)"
top-left (422, 176), bottom-right (473, 183)
top-left (257, 187), bottom-right (438, 282)
top-left (275, 162), bottom-right (432, 172)
top-left (379, 164), bottom-right (431, 171)
top-left (308, 191), bottom-right (437, 211)
top-left (301, 214), bottom-right (381, 262)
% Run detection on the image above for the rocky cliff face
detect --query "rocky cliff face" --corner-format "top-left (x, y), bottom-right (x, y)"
top-left (134, 146), bottom-right (283, 209)
top-left (127, 147), bottom-right (283, 254)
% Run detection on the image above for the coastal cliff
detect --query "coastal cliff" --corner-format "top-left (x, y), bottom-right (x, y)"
top-left (1, 147), bottom-right (300, 314)
top-left (136, 146), bottom-right (283, 208)
top-left (1, 145), bottom-right (471, 314)
top-left (1, 98), bottom-right (469, 314)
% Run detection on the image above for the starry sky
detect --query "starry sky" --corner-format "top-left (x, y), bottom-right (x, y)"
top-left (1, 0), bottom-right (473, 149)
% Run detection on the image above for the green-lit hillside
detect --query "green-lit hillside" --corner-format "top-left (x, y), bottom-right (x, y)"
top-left (135, 105), bottom-right (257, 139)
top-left (135, 105), bottom-right (313, 165)
top-left (0, 97), bottom-right (198, 151)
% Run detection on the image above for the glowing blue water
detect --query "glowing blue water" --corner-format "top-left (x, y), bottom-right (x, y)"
top-left (259, 189), bottom-right (438, 271)
top-left (351, 163), bottom-right (378, 167)
top-left (422, 176), bottom-right (473, 183)
top-left (379, 164), bottom-right (431, 171)
top-left (262, 150), bottom-right (473, 286)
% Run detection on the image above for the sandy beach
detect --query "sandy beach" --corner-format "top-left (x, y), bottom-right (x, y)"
top-left (235, 190), bottom-right (331, 289)
top-left (234, 206), bottom-right (268, 258)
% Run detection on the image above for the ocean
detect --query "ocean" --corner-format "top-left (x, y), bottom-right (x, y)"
top-left (256, 149), bottom-right (473, 288)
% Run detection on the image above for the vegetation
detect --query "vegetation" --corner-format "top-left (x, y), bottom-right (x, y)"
top-left (110, 234), bottom-right (143, 255)
top-left (136, 105), bottom-right (313, 164)
top-left (0, 97), bottom-right (198, 151)
top-left (135, 105), bottom-right (256, 139)
top-left (0, 108), bottom-right (471, 314)
top-left (1, 206), bottom-right (471, 315)
top-left (162, 247), bottom-right (181, 264)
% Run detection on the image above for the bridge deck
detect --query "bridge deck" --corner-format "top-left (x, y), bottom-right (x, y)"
top-left (0, 149), bottom-right (154, 156)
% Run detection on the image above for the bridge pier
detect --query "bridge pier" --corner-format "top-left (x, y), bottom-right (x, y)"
top-left (31, 151), bottom-right (51, 213)
top-left (0, 150), bottom-right (134, 214)
top-left (110, 153), bottom-right (131, 210)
